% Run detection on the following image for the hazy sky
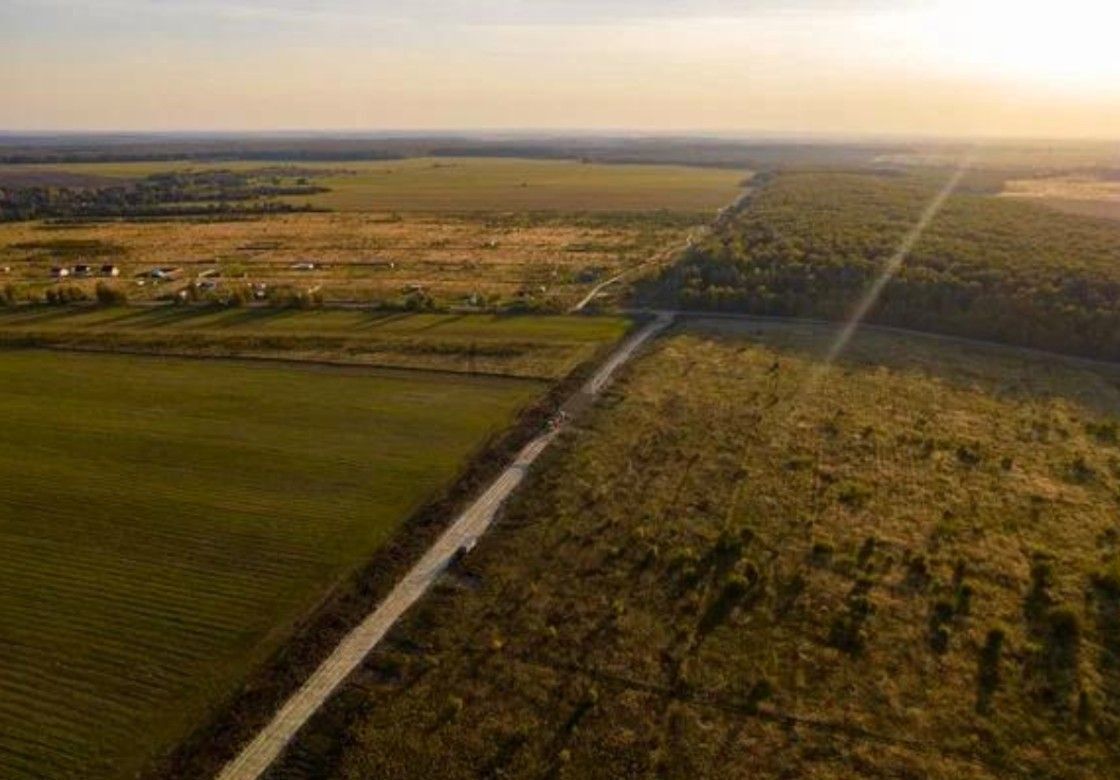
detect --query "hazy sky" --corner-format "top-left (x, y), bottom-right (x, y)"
top-left (2, 0), bottom-right (1118, 138)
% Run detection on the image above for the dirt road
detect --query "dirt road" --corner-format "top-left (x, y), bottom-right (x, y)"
top-left (215, 313), bottom-right (673, 780)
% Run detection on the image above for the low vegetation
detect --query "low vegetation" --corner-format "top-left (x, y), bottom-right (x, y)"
top-left (0, 349), bottom-right (547, 780)
top-left (640, 170), bottom-right (1120, 361)
top-left (0, 209), bottom-right (697, 309)
top-left (273, 320), bottom-right (1120, 779)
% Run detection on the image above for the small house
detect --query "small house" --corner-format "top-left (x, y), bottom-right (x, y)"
top-left (100, 264), bottom-right (120, 277)
top-left (73, 264), bottom-right (92, 277)
top-left (50, 266), bottom-right (70, 279)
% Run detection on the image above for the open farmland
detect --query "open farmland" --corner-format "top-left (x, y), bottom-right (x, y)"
top-left (3, 157), bottom-right (747, 212)
top-left (272, 320), bottom-right (1120, 779)
top-left (0, 211), bottom-right (700, 308)
top-left (0, 308), bottom-right (629, 379)
top-left (1000, 175), bottom-right (1120, 222)
top-left (0, 349), bottom-right (548, 780)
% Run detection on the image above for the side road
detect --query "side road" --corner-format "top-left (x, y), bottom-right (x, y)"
top-left (216, 312), bottom-right (674, 780)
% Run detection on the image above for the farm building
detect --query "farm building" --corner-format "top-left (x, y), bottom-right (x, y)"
top-left (50, 266), bottom-right (70, 278)
top-left (100, 264), bottom-right (121, 277)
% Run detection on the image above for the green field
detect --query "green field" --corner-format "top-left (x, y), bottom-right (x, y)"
top-left (0, 309), bottom-right (630, 379)
top-left (275, 320), bottom-right (1120, 779)
top-left (0, 349), bottom-right (545, 779)
top-left (10, 157), bottom-right (747, 213)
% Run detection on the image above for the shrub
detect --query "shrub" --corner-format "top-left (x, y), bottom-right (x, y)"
top-left (1025, 556), bottom-right (1055, 628)
top-left (955, 583), bottom-right (974, 617)
top-left (976, 626), bottom-right (1006, 714)
top-left (268, 285), bottom-right (324, 309)
top-left (829, 579), bottom-right (874, 656)
top-left (905, 554), bottom-right (930, 590)
top-left (810, 541), bottom-right (834, 566)
top-left (44, 285), bottom-right (88, 305)
top-left (1044, 607), bottom-right (1082, 671)
top-left (743, 677), bottom-right (774, 714)
top-left (696, 568), bottom-right (759, 640)
top-left (1085, 421), bottom-right (1118, 446)
top-left (928, 599), bottom-right (954, 654)
top-left (1030, 606), bottom-right (1082, 707)
top-left (94, 282), bottom-right (128, 306)
top-left (857, 536), bottom-right (877, 569)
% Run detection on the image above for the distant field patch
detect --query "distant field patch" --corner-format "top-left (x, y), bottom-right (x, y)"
top-left (0, 350), bottom-right (543, 780)
top-left (19, 157), bottom-right (746, 213)
top-left (1000, 176), bottom-right (1120, 221)
top-left (282, 158), bottom-right (746, 213)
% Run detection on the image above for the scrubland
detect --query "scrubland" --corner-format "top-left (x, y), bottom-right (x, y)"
top-left (273, 320), bottom-right (1120, 779)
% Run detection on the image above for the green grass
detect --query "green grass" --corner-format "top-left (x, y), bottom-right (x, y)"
top-left (0, 309), bottom-right (631, 379)
top-left (280, 320), bottom-right (1120, 780)
top-left (0, 349), bottom-right (544, 779)
top-left (15, 157), bottom-right (746, 213)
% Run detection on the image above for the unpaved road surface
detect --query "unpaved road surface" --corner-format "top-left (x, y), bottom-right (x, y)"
top-left (216, 313), bottom-right (673, 780)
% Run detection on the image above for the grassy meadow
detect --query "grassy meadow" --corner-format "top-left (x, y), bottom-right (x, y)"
top-left (6, 157), bottom-right (747, 212)
top-left (0, 210), bottom-right (696, 308)
top-left (273, 320), bottom-right (1120, 779)
top-left (0, 308), bottom-right (630, 379)
top-left (0, 348), bottom-right (547, 779)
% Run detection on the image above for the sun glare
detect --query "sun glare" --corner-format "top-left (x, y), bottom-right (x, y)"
top-left (925, 0), bottom-right (1120, 91)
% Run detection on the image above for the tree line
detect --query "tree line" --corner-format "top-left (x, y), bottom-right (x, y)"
top-left (0, 169), bottom-right (327, 221)
top-left (639, 170), bottom-right (1120, 362)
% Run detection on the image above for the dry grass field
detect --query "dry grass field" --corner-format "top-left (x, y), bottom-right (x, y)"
top-left (1000, 176), bottom-right (1120, 222)
top-left (272, 319), bottom-right (1120, 779)
top-left (0, 211), bottom-right (697, 307)
top-left (1, 158), bottom-right (747, 307)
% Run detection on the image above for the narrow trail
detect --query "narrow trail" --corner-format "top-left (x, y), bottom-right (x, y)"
top-left (568, 228), bottom-right (709, 313)
top-left (215, 313), bottom-right (673, 780)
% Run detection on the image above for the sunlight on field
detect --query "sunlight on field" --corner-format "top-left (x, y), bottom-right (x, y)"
top-left (1000, 176), bottom-right (1120, 221)
top-left (0, 210), bottom-right (698, 307)
top-left (312, 320), bottom-right (1120, 779)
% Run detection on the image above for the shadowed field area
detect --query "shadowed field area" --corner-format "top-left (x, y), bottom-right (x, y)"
top-left (273, 319), bottom-right (1120, 779)
top-left (0, 350), bottom-right (545, 780)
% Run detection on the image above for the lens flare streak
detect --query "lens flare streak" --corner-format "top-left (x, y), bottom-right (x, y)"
top-left (822, 161), bottom-right (971, 368)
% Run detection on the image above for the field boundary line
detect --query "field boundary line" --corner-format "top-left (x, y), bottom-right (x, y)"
top-left (6, 342), bottom-right (556, 383)
top-left (215, 313), bottom-right (672, 780)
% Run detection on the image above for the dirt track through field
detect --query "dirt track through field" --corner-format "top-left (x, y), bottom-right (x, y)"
top-left (215, 313), bottom-right (672, 780)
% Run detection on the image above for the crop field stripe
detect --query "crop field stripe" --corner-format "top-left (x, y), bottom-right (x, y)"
top-left (0, 349), bottom-right (548, 779)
